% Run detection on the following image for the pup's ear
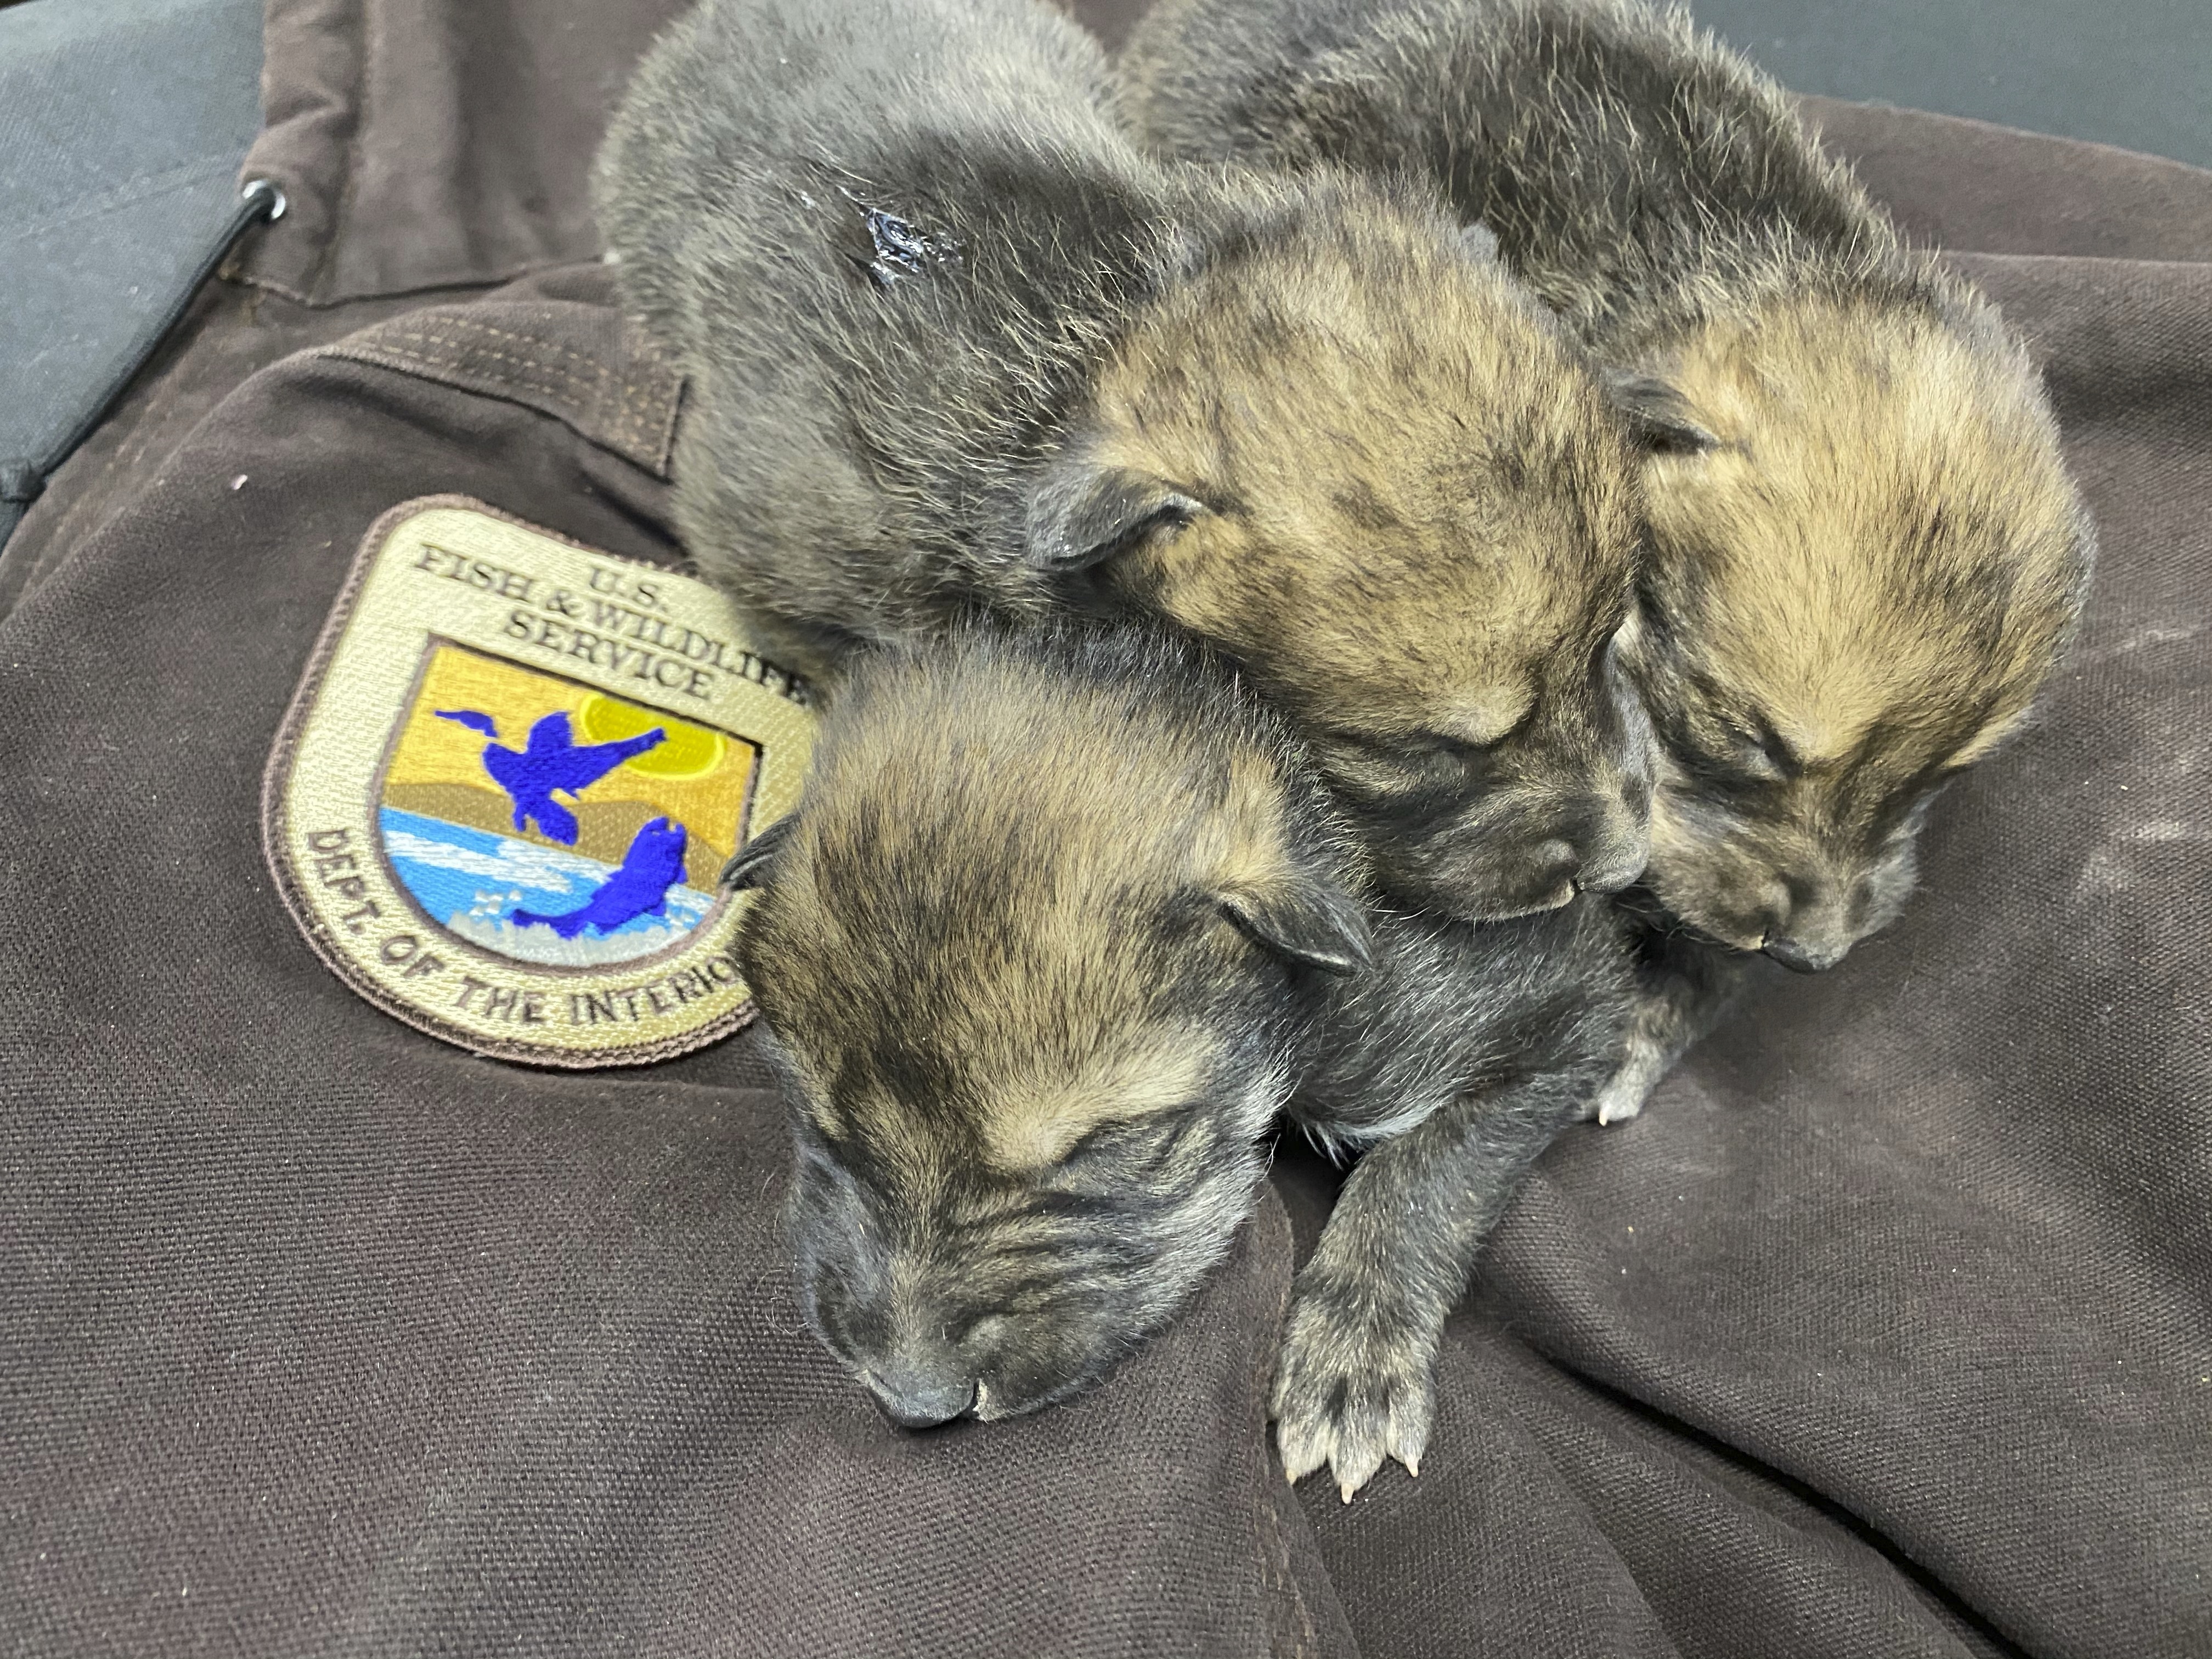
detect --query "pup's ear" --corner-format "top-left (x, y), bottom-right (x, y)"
top-left (1217, 873), bottom-right (1373, 977)
top-left (1458, 218), bottom-right (1501, 263)
top-left (1602, 370), bottom-right (1718, 455)
top-left (1027, 459), bottom-right (1202, 573)
top-left (720, 812), bottom-right (799, 891)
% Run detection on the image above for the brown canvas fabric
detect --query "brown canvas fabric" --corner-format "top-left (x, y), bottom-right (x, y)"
top-left (0, 269), bottom-right (1353, 1659)
top-left (1802, 95), bottom-right (2212, 263)
top-left (238, 0), bottom-right (692, 304)
top-left (2, 2), bottom-right (2207, 1656)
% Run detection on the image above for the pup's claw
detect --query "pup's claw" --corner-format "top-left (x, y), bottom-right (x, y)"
top-left (1585, 1035), bottom-right (1669, 1125)
top-left (1277, 1414), bottom-right (1331, 1487)
top-left (1270, 1280), bottom-right (1436, 1501)
top-left (1590, 1077), bottom-right (1646, 1125)
top-left (1329, 1425), bottom-right (1385, 1504)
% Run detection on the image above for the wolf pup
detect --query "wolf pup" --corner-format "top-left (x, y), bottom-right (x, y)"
top-left (595, 0), bottom-right (1656, 923)
top-left (1120, 0), bottom-right (2093, 1116)
top-left (729, 622), bottom-right (1628, 1496)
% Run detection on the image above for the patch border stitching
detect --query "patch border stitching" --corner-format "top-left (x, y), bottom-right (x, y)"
top-left (261, 493), bottom-right (785, 1069)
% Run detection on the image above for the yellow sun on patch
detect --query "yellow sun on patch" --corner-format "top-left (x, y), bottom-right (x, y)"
top-left (577, 692), bottom-right (728, 780)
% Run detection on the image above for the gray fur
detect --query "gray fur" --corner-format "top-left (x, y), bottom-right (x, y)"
top-left (1279, 891), bottom-right (1626, 1495)
top-left (596, 0), bottom-right (1658, 923)
top-left (731, 620), bottom-right (1629, 1487)
top-left (1121, 0), bottom-right (2095, 1120)
top-left (1119, 0), bottom-right (1918, 350)
top-left (596, 0), bottom-right (1154, 676)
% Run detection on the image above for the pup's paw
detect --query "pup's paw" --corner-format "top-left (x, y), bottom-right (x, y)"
top-left (1583, 1035), bottom-right (1668, 1125)
top-left (1271, 1283), bottom-right (1435, 1502)
top-left (1585, 1069), bottom-right (1647, 1125)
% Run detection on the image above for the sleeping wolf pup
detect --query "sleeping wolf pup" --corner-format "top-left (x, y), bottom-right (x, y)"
top-left (1120, 0), bottom-right (2092, 1117)
top-left (597, 0), bottom-right (1658, 923)
top-left (729, 623), bottom-right (1629, 1494)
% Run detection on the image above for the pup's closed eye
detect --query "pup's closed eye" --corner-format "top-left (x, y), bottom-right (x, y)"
top-left (1410, 726), bottom-right (1504, 764)
top-left (1326, 726), bottom-right (1491, 768)
top-left (1051, 1114), bottom-right (1205, 1192)
top-left (1664, 707), bottom-right (1798, 787)
top-left (1719, 717), bottom-right (1797, 782)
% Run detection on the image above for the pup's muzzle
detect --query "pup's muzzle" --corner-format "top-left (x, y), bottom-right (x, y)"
top-left (866, 1368), bottom-right (977, 1430)
top-left (1762, 934), bottom-right (1842, 974)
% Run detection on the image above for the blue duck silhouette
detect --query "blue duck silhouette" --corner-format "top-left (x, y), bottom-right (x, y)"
top-left (435, 708), bottom-right (665, 845)
top-left (512, 816), bottom-right (691, 938)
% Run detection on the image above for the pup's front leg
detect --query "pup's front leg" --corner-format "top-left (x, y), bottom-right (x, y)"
top-left (1273, 1074), bottom-right (1590, 1499)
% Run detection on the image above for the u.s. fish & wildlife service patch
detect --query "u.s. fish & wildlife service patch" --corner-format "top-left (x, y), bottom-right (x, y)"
top-left (263, 496), bottom-right (815, 1066)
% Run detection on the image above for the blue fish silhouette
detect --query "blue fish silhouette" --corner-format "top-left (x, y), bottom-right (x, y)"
top-left (435, 707), bottom-right (665, 845)
top-left (513, 816), bottom-right (691, 939)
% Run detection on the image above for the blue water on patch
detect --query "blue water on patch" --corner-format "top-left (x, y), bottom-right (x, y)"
top-left (378, 808), bottom-right (715, 966)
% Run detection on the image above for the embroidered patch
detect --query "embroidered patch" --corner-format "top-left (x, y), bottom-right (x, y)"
top-left (263, 496), bottom-right (814, 1067)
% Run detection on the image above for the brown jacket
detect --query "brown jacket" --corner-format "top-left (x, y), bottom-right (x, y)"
top-left (3, 2), bottom-right (2209, 1655)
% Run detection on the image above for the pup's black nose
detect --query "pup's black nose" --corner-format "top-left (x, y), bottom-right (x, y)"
top-left (1572, 836), bottom-right (1649, 896)
top-left (1762, 935), bottom-right (1837, 974)
top-left (1509, 838), bottom-right (1582, 909)
top-left (868, 1374), bottom-right (977, 1430)
top-left (1573, 793), bottom-right (1651, 895)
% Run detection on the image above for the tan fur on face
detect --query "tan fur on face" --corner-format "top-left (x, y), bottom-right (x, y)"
top-left (984, 1032), bottom-right (1221, 1172)
top-left (1111, 0), bottom-right (2093, 955)
top-left (1649, 295), bottom-right (2082, 758)
top-left (746, 644), bottom-right (1325, 1177)
top-left (1630, 290), bottom-right (2091, 947)
top-left (1090, 197), bottom-right (1641, 744)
